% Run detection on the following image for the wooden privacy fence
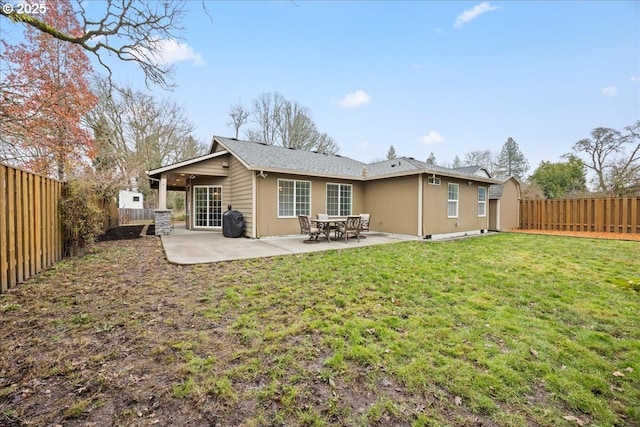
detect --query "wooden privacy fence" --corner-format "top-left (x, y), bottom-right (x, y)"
top-left (0, 164), bottom-right (119, 293)
top-left (118, 208), bottom-right (155, 223)
top-left (1, 164), bottom-right (64, 293)
top-left (520, 197), bottom-right (640, 234)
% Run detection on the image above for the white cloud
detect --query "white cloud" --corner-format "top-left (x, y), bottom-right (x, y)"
top-left (153, 38), bottom-right (205, 66)
top-left (631, 76), bottom-right (640, 83)
top-left (420, 131), bottom-right (444, 145)
top-left (455, 2), bottom-right (498, 28)
top-left (129, 38), bottom-right (204, 67)
top-left (601, 86), bottom-right (618, 97)
top-left (338, 90), bottom-right (371, 108)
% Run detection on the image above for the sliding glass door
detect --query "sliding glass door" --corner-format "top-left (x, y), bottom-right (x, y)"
top-left (193, 186), bottom-right (222, 228)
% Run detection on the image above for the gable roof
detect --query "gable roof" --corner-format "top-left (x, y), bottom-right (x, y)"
top-left (147, 150), bottom-right (228, 176)
top-left (149, 136), bottom-right (500, 184)
top-left (212, 136), bottom-right (366, 179)
top-left (489, 176), bottom-right (521, 199)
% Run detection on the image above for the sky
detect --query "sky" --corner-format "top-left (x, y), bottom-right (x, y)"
top-left (3, 1), bottom-right (640, 172)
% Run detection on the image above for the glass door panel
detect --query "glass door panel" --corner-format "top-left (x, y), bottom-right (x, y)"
top-left (193, 186), bottom-right (222, 228)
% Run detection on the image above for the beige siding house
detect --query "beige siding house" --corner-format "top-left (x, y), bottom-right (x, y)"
top-left (148, 136), bottom-right (511, 239)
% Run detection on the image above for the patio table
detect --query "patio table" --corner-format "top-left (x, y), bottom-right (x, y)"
top-left (311, 217), bottom-right (346, 242)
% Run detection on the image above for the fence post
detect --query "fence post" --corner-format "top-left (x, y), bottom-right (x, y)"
top-left (632, 197), bottom-right (638, 233)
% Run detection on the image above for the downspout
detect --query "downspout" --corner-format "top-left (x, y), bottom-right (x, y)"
top-left (418, 174), bottom-right (423, 237)
top-left (252, 171), bottom-right (258, 238)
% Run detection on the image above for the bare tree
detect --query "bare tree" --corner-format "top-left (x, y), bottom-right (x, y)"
top-left (572, 121), bottom-right (640, 195)
top-left (278, 101), bottom-right (315, 149)
top-left (245, 92), bottom-right (339, 154)
top-left (227, 104), bottom-right (249, 139)
top-left (247, 92), bottom-right (285, 146)
top-left (463, 150), bottom-right (498, 175)
top-left (309, 132), bottom-right (339, 155)
top-left (520, 181), bottom-right (546, 200)
top-left (1, 0), bottom-right (191, 89)
top-left (85, 77), bottom-right (205, 192)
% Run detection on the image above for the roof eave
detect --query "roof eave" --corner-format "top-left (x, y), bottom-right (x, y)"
top-left (246, 165), bottom-right (365, 181)
top-left (422, 168), bottom-right (501, 184)
top-left (147, 150), bottom-right (229, 178)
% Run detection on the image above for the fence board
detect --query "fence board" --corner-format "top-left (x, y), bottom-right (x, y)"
top-left (27, 172), bottom-right (36, 278)
top-left (1, 165), bottom-right (8, 292)
top-left (16, 170), bottom-right (24, 283)
top-left (520, 197), bottom-right (640, 234)
top-left (7, 168), bottom-right (16, 287)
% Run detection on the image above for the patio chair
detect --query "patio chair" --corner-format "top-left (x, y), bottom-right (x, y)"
top-left (298, 215), bottom-right (322, 241)
top-left (336, 215), bottom-right (361, 243)
top-left (359, 213), bottom-right (370, 234)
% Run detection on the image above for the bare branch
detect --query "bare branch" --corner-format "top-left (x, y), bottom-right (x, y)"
top-left (1, 0), bottom-right (188, 89)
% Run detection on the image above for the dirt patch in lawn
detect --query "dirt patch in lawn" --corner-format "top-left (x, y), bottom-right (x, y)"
top-left (510, 228), bottom-right (640, 241)
top-left (97, 225), bottom-right (145, 241)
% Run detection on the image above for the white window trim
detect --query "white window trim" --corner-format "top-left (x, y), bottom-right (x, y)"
top-left (447, 183), bottom-right (459, 218)
top-left (427, 176), bottom-right (441, 185)
top-left (326, 182), bottom-right (353, 216)
top-left (478, 186), bottom-right (487, 217)
top-left (277, 178), bottom-right (311, 218)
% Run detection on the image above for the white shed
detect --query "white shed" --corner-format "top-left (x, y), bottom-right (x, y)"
top-left (118, 190), bottom-right (144, 209)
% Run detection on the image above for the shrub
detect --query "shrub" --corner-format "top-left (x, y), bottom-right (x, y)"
top-left (59, 180), bottom-right (107, 256)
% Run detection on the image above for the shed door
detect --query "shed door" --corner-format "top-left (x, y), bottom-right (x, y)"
top-left (193, 186), bottom-right (222, 228)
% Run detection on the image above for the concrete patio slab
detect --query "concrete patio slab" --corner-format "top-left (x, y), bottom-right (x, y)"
top-left (160, 225), bottom-right (422, 264)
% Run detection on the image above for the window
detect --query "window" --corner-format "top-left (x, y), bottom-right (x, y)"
top-left (447, 183), bottom-right (459, 218)
top-left (427, 176), bottom-right (441, 185)
top-left (133, 196), bottom-right (140, 202)
top-left (326, 183), bottom-right (352, 216)
top-left (478, 187), bottom-right (487, 217)
top-left (278, 179), bottom-right (310, 217)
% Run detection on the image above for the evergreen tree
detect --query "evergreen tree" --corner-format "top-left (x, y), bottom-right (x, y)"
top-left (426, 152), bottom-right (436, 166)
top-left (496, 137), bottom-right (529, 178)
top-left (386, 145), bottom-right (397, 160)
top-left (452, 155), bottom-right (462, 168)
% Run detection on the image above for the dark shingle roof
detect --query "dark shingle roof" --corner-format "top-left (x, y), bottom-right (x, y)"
top-left (453, 166), bottom-right (492, 177)
top-left (489, 176), bottom-right (516, 199)
top-left (210, 136), bottom-right (498, 182)
top-left (214, 136), bottom-right (366, 178)
top-left (489, 185), bottom-right (504, 199)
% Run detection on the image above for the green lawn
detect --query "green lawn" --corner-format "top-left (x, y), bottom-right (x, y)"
top-left (1, 233), bottom-right (639, 426)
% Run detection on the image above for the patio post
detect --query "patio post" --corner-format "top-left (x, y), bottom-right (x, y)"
top-left (158, 174), bottom-right (167, 209)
